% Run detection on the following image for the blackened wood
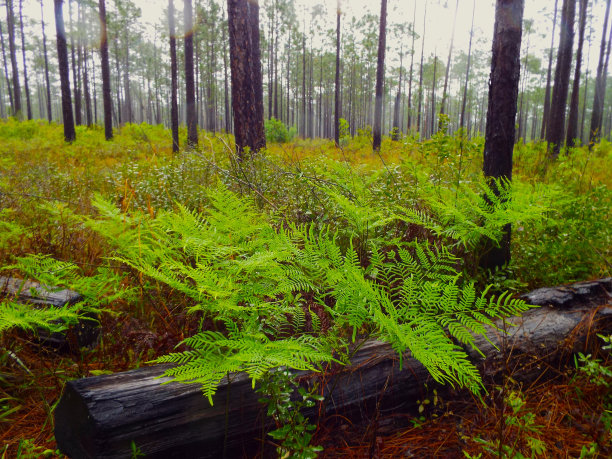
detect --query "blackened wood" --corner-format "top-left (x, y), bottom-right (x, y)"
top-left (54, 278), bottom-right (612, 459)
top-left (372, 0), bottom-right (387, 152)
top-left (184, 0), bottom-right (198, 148)
top-left (168, 0), bottom-right (179, 153)
top-left (0, 276), bottom-right (98, 348)
top-left (566, 0), bottom-right (589, 147)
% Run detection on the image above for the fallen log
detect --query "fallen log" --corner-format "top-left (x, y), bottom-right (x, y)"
top-left (54, 278), bottom-right (612, 459)
top-left (0, 276), bottom-right (99, 348)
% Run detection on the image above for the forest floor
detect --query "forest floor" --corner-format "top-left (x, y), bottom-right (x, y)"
top-left (1, 120), bottom-right (611, 457)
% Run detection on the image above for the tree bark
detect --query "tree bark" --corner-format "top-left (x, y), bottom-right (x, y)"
top-left (0, 19), bottom-right (14, 114)
top-left (99, 0), bottom-right (113, 140)
top-left (169, 0), bottom-right (179, 153)
top-left (541, 0), bottom-right (559, 139)
top-left (68, 0), bottom-right (81, 126)
top-left (6, 0), bottom-right (21, 118)
top-left (439, 0), bottom-right (459, 118)
top-left (79, 2), bottom-right (92, 126)
top-left (566, 0), bottom-right (589, 148)
top-left (247, 0), bottom-right (265, 151)
top-left (18, 0), bottom-right (31, 120)
top-left (589, 0), bottom-right (612, 147)
top-left (55, 0), bottom-right (76, 142)
top-left (334, 4), bottom-right (341, 146)
top-left (481, 0), bottom-right (524, 271)
top-left (546, 0), bottom-right (576, 158)
top-left (184, 0), bottom-right (198, 148)
top-left (372, 0), bottom-right (387, 152)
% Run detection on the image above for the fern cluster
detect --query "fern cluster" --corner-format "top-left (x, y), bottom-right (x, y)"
top-left (73, 185), bottom-right (531, 401)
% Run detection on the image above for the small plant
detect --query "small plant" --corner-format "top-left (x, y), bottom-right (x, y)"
top-left (265, 117), bottom-right (294, 143)
top-left (257, 368), bottom-right (324, 458)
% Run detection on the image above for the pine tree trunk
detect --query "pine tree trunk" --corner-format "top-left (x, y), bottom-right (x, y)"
top-left (18, 0), bottom-right (31, 120)
top-left (80, 2), bottom-right (92, 126)
top-left (439, 0), bottom-right (458, 118)
top-left (481, 0), bottom-right (524, 271)
top-left (123, 30), bottom-right (132, 124)
top-left (372, 0), bottom-right (387, 151)
top-left (184, 0), bottom-right (198, 147)
top-left (6, 0), bottom-right (21, 118)
top-left (334, 4), bottom-right (341, 146)
top-left (0, 20), bottom-right (15, 114)
top-left (460, 0), bottom-right (476, 131)
top-left (406, 0), bottom-right (417, 133)
top-left (566, 0), bottom-right (588, 148)
top-left (98, 0), bottom-right (113, 140)
top-left (546, 0), bottom-right (576, 158)
top-left (248, 0), bottom-right (265, 151)
top-left (55, 0), bottom-right (76, 142)
top-left (416, 2), bottom-right (427, 136)
top-left (589, 0), bottom-right (612, 147)
top-left (169, 0), bottom-right (179, 152)
top-left (68, 0), bottom-right (81, 125)
top-left (391, 45), bottom-right (403, 141)
top-left (541, 0), bottom-right (559, 139)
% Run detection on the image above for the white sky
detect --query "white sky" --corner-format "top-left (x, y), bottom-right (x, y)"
top-left (25, 0), bottom-right (609, 79)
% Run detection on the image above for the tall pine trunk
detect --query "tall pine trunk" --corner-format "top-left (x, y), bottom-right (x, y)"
top-left (566, 0), bottom-right (588, 147)
top-left (98, 0), bottom-right (112, 140)
top-left (416, 1), bottom-right (427, 136)
top-left (18, 0), bottom-right (31, 119)
top-left (372, 0), bottom-right (387, 151)
top-left (481, 0), bottom-right (524, 271)
top-left (248, 0), bottom-right (265, 151)
top-left (6, 0), bottom-right (21, 118)
top-left (334, 4), bottom-right (340, 146)
top-left (546, 0), bottom-right (575, 158)
top-left (0, 20), bottom-right (14, 114)
top-left (541, 0), bottom-right (559, 139)
top-left (184, 0), bottom-right (198, 147)
top-left (168, 0), bottom-right (179, 152)
top-left (589, 0), bottom-right (612, 147)
top-left (55, 0), bottom-right (75, 142)
top-left (460, 0), bottom-right (476, 131)
top-left (439, 0), bottom-right (458, 118)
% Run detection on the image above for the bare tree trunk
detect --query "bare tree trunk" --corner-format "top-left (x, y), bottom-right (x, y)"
top-left (430, 55), bottom-right (437, 136)
top-left (6, 0), bottom-right (21, 118)
top-left (481, 0), bottom-right (524, 271)
top-left (68, 0), bottom-right (81, 125)
top-left (372, 0), bottom-right (387, 151)
top-left (0, 20), bottom-right (14, 114)
top-left (566, 0), bottom-right (588, 148)
top-left (169, 0), bottom-right (179, 152)
top-left (406, 0), bottom-right (416, 133)
top-left (416, 1), bottom-right (427, 136)
top-left (79, 2), bottom-right (91, 126)
top-left (334, 3), bottom-right (340, 146)
top-left (18, 0), bottom-right (31, 119)
top-left (184, 0), bottom-right (198, 147)
top-left (439, 0), bottom-right (458, 118)
top-left (589, 0), bottom-right (612, 147)
top-left (391, 45), bottom-right (403, 141)
top-left (546, 0), bottom-right (576, 158)
top-left (460, 0), bottom-right (476, 131)
top-left (55, 0), bottom-right (75, 142)
top-left (541, 0), bottom-right (559, 139)
top-left (248, 0), bottom-right (265, 151)
top-left (98, 0), bottom-right (112, 140)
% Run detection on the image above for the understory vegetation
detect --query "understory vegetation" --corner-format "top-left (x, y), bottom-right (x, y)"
top-left (0, 119), bottom-right (611, 457)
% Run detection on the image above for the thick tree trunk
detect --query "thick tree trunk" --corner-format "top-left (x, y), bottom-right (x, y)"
top-left (372, 0), bottom-right (387, 152)
top-left (184, 0), bottom-right (198, 148)
top-left (55, 0), bottom-right (76, 142)
top-left (18, 0), bottom-right (31, 120)
top-left (566, 0), bottom-right (589, 148)
top-left (546, 0), bottom-right (576, 158)
top-left (54, 278), bottom-right (612, 459)
top-left (169, 0), bottom-right (179, 153)
top-left (247, 0), bottom-right (265, 151)
top-left (481, 0), bottom-right (524, 271)
top-left (6, 0), bottom-right (21, 118)
top-left (541, 0), bottom-right (559, 139)
top-left (99, 0), bottom-right (113, 140)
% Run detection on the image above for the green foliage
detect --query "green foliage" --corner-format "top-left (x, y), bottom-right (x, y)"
top-left (257, 368), bottom-right (324, 458)
top-left (80, 186), bottom-right (530, 403)
top-left (265, 117), bottom-right (295, 143)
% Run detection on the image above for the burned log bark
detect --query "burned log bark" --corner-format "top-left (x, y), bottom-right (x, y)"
top-left (0, 276), bottom-right (98, 348)
top-left (54, 278), bottom-right (612, 459)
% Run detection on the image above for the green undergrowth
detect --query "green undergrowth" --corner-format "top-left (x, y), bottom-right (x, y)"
top-left (0, 120), bottom-right (610, 456)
